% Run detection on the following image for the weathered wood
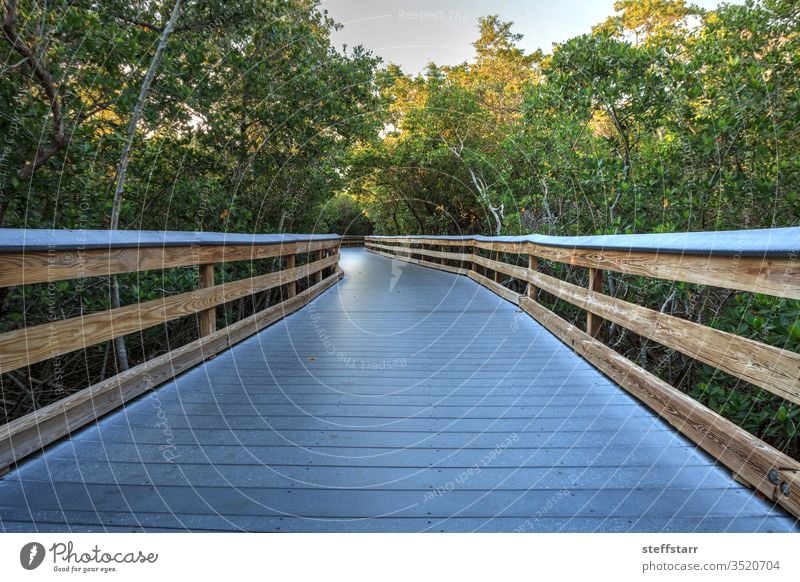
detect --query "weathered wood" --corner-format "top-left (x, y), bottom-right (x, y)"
top-left (518, 296), bottom-right (800, 519)
top-left (366, 237), bottom-right (466, 247)
top-left (368, 242), bottom-right (469, 264)
top-left (527, 244), bottom-right (800, 300)
top-left (198, 264), bottom-right (216, 336)
top-left (472, 240), bottom-right (527, 254)
top-left (379, 242), bottom-right (800, 398)
top-left (367, 244), bottom-right (471, 262)
top-left (367, 248), bottom-right (469, 275)
top-left (467, 271), bottom-right (520, 305)
top-left (314, 251), bottom-right (323, 284)
top-left (285, 254), bottom-right (296, 299)
top-left (586, 267), bottom-right (603, 338)
top-left (0, 270), bottom-right (342, 470)
top-left (339, 236), bottom-right (364, 247)
top-left (527, 268), bottom-right (800, 406)
top-left (527, 255), bottom-right (538, 299)
top-left (368, 237), bottom-right (800, 299)
top-left (0, 254), bottom-right (338, 374)
top-left (0, 239), bottom-right (339, 288)
top-left (464, 252), bottom-right (800, 404)
top-left (470, 253), bottom-right (527, 281)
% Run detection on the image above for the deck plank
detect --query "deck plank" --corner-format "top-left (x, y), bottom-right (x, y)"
top-left (0, 248), bottom-right (796, 532)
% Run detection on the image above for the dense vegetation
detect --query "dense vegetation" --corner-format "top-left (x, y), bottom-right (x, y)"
top-left (351, 1), bottom-right (799, 235)
top-left (1, 0), bottom-right (797, 456)
top-left (350, 0), bottom-right (799, 459)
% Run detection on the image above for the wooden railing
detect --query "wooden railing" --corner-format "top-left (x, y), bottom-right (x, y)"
top-left (366, 228), bottom-right (800, 519)
top-left (0, 230), bottom-right (342, 470)
top-left (339, 235), bottom-right (366, 247)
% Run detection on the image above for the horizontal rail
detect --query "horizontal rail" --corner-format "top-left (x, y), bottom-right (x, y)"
top-left (369, 249), bottom-right (469, 275)
top-left (368, 241), bottom-right (470, 263)
top-left (366, 230), bottom-right (800, 519)
top-left (519, 296), bottom-right (800, 519)
top-left (467, 254), bottom-right (800, 405)
top-left (467, 271), bottom-right (520, 305)
top-left (0, 254), bottom-right (338, 374)
top-left (0, 230), bottom-right (344, 469)
top-left (339, 235), bottom-right (366, 247)
top-left (367, 227), bottom-right (799, 256)
top-left (0, 239), bottom-right (338, 288)
top-left (0, 270), bottom-right (341, 469)
top-left (367, 234), bottom-right (800, 299)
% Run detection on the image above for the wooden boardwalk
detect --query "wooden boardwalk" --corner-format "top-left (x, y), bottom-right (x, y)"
top-left (0, 248), bottom-right (796, 532)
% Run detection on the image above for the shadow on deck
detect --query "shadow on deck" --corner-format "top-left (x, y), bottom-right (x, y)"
top-left (0, 248), bottom-right (796, 532)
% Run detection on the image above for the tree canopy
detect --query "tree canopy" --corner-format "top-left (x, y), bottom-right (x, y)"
top-left (1, 0), bottom-right (381, 232)
top-left (348, 0), bottom-right (799, 237)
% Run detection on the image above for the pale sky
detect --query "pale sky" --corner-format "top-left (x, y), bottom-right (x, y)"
top-left (321, 0), bottom-right (742, 74)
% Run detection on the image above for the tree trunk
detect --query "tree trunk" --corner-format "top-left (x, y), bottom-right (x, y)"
top-left (109, 0), bottom-right (182, 371)
top-left (468, 167), bottom-right (502, 235)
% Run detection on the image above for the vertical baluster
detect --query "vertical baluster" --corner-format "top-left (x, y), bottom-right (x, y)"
top-left (586, 267), bottom-right (604, 338)
top-left (198, 264), bottom-right (216, 336)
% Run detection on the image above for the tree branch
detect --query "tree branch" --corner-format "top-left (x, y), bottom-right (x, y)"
top-left (106, 10), bottom-right (162, 33)
top-left (2, 0), bottom-right (69, 178)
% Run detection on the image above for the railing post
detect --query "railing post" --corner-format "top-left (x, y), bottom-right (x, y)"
top-left (315, 250), bottom-right (323, 284)
top-left (527, 254), bottom-right (538, 299)
top-left (586, 267), bottom-right (603, 338)
top-left (198, 264), bottom-right (216, 336)
top-left (285, 254), bottom-right (296, 299)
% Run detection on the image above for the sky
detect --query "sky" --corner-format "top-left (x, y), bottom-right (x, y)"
top-left (321, 0), bottom-right (741, 74)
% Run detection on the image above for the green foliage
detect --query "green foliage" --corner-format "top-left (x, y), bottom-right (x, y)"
top-left (0, 0), bottom-right (381, 232)
top-left (316, 194), bottom-right (374, 235)
top-left (345, 1), bottom-right (799, 455)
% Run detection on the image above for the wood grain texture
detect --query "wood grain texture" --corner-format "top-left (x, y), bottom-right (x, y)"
top-left (468, 253), bottom-right (800, 405)
top-left (367, 237), bottom-right (800, 299)
top-left (198, 264), bottom-right (216, 336)
top-left (395, 247), bottom-right (800, 406)
top-left (339, 236), bottom-right (365, 247)
top-left (285, 254), bottom-right (296, 299)
top-left (314, 251), bottom-right (323, 284)
top-left (470, 253), bottom-right (528, 281)
top-left (467, 271), bottom-right (520, 305)
top-left (0, 254), bottom-right (338, 374)
top-left (367, 249), bottom-right (468, 275)
top-left (524, 267), bottom-right (800, 406)
top-left (366, 237), bottom-right (466, 247)
top-left (526, 244), bottom-right (800, 300)
top-left (0, 239), bottom-right (340, 288)
top-left (378, 241), bottom-right (800, 507)
top-left (527, 255), bottom-right (538, 299)
top-left (0, 270), bottom-right (342, 470)
top-left (519, 296), bottom-right (800, 519)
top-left (586, 267), bottom-right (603, 338)
top-left (367, 241), bottom-right (469, 263)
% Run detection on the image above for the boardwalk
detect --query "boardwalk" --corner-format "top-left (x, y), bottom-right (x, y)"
top-left (0, 248), bottom-right (795, 532)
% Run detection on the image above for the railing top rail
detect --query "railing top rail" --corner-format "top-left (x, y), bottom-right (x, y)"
top-left (367, 226), bottom-right (800, 258)
top-left (0, 229), bottom-right (341, 253)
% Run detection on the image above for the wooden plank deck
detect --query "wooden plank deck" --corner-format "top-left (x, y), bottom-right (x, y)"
top-left (0, 248), bottom-right (796, 532)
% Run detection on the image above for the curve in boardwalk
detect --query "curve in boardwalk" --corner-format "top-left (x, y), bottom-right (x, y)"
top-left (0, 248), bottom-right (796, 532)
